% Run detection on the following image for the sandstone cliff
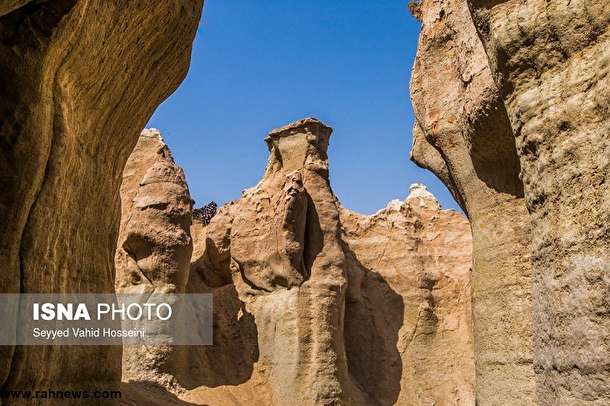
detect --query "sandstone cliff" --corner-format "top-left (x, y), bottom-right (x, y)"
top-left (410, 0), bottom-right (609, 404)
top-left (0, 0), bottom-right (203, 403)
top-left (176, 119), bottom-right (474, 405)
top-left (410, 0), bottom-right (535, 403)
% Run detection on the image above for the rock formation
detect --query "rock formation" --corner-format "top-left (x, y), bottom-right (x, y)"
top-left (409, 0), bottom-right (535, 403)
top-left (340, 183), bottom-right (474, 405)
top-left (184, 118), bottom-right (367, 405)
top-left (410, 0), bottom-right (609, 404)
top-left (115, 129), bottom-right (193, 389)
top-left (0, 0), bottom-right (203, 402)
top-left (177, 118), bottom-right (474, 405)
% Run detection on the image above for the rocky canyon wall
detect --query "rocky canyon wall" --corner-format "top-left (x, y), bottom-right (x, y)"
top-left (409, 0), bottom-right (535, 403)
top-left (131, 119), bottom-right (476, 405)
top-left (411, 0), bottom-right (609, 404)
top-left (0, 0), bottom-right (203, 403)
top-left (467, 2), bottom-right (610, 404)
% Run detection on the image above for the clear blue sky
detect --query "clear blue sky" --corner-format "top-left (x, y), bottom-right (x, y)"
top-left (147, 0), bottom-right (459, 214)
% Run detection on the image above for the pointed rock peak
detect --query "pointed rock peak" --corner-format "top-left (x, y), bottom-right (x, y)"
top-left (381, 199), bottom-right (404, 213)
top-left (141, 127), bottom-right (164, 142)
top-left (406, 183), bottom-right (440, 209)
top-left (264, 117), bottom-right (333, 173)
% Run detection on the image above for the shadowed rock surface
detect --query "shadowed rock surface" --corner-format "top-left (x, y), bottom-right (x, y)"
top-left (0, 0), bottom-right (203, 403)
top-left (410, 0), bottom-right (609, 404)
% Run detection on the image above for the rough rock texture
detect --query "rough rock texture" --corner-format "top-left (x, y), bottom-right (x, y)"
top-left (0, 0), bottom-right (203, 402)
top-left (410, 1), bottom-right (535, 403)
top-left (411, 0), bottom-right (609, 404)
top-left (340, 183), bottom-right (474, 405)
top-left (184, 118), bottom-right (366, 405)
top-left (180, 119), bottom-right (474, 405)
top-left (467, 2), bottom-right (610, 404)
top-left (115, 129), bottom-right (193, 389)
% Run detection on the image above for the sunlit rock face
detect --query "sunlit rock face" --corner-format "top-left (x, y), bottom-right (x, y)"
top-left (340, 183), bottom-right (474, 405)
top-left (184, 118), bottom-right (366, 405)
top-left (175, 119), bottom-right (474, 405)
top-left (467, 1), bottom-right (610, 404)
top-left (115, 129), bottom-right (193, 390)
top-left (116, 129), bottom-right (193, 297)
top-left (0, 1), bottom-right (202, 402)
top-left (411, 0), bottom-right (609, 404)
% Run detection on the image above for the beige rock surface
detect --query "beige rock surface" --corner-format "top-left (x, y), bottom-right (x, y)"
top-left (411, 0), bottom-right (610, 404)
top-left (0, 0), bottom-right (203, 403)
top-left (466, 2), bottom-right (610, 404)
top-left (410, 1), bottom-right (535, 403)
top-left (115, 129), bottom-right (193, 390)
top-left (340, 183), bottom-right (474, 405)
top-left (183, 118), bottom-right (367, 405)
top-left (177, 119), bottom-right (474, 405)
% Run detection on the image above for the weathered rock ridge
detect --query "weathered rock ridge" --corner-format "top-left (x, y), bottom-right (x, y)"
top-left (153, 119), bottom-right (474, 405)
top-left (0, 0), bottom-right (203, 403)
top-left (410, 0), bottom-right (609, 404)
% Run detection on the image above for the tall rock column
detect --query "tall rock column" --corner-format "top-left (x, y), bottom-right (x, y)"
top-left (466, 1), bottom-right (610, 403)
top-left (409, 0), bottom-right (536, 404)
top-left (185, 118), bottom-right (367, 405)
top-left (0, 0), bottom-right (203, 401)
top-left (115, 129), bottom-right (193, 389)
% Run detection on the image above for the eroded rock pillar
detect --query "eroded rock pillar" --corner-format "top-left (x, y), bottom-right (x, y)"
top-left (115, 129), bottom-right (193, 389)
top-left (186, 118), bottom-right (367, 405)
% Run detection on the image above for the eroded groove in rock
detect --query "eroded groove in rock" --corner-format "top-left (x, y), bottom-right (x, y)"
top-left (0, 0), bottom-right (203, 402)
top-left (466, 1), bottom-right (610, 403)
top-left (410, 0), bottom-right (535, 404)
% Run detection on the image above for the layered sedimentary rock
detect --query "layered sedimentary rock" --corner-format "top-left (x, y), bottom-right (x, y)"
top-left (340, 183), bottom-right (474, 405)
top-left (0, 0), bottom-right (203, 402)
top-left (411, 0), bottom-right (609, 404)
top-left (178, 118), bottom-right (474, 405)
top-left (115, 129), bottom-right (193, 389)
